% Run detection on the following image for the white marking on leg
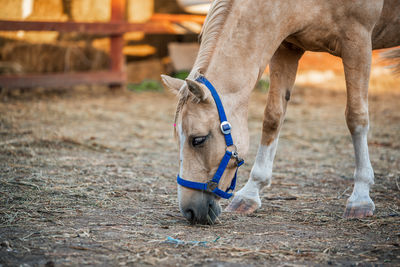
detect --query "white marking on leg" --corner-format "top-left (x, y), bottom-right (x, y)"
top-left (348, 125), bottom-right (375, 209)
top-left (234, 137), bottom-right (279, 207)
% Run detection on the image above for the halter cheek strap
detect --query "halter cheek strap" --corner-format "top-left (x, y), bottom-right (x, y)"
top-left (176, 75), bottom-right (244, 199)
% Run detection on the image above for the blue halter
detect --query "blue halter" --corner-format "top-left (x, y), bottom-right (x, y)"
top-left (176, 75), bottom-right (244, 199)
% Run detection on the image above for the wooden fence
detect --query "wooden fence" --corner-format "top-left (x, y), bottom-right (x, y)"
top-left (0, 0), bottom-right (205, 89)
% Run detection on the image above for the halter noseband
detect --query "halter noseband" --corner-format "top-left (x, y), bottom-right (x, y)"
top-left (176, 75), bottom-right (244, 199)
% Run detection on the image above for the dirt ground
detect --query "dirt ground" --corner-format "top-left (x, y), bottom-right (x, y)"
top-left (1, 66), bottom-right (400, 266)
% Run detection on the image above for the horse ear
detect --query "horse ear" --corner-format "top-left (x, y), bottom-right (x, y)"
top-left (185, 78), bottom-right (209, 102)
top-left (161, 75), bottom-right (185, 93)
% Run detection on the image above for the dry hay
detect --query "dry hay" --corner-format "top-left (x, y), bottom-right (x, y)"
top-left (0, 38), bottom-right (109, 74)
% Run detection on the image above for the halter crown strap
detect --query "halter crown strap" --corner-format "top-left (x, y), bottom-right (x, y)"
top-left (176, 75), bottom-right (244, 199)
top-left (195, 76), bottom-right (234, 147)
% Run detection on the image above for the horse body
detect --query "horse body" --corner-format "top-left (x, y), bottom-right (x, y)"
top-left (372, 0), bottom-right (400, 49)
top-left (162, 0), bottom-right (400, 224)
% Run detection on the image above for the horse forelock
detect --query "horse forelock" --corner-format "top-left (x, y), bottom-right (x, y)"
top-left (173, 84), bottom-right (201, 136)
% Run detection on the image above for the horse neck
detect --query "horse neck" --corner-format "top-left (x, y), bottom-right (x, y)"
top-left (197, 1), bottom-right (289, 98)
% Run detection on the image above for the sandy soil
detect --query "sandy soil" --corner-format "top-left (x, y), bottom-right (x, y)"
top-left (0, 70), bottom-right (399, 266)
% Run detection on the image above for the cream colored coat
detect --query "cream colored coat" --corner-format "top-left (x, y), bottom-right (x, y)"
top-left (162, 0), bottom-right (400, 225)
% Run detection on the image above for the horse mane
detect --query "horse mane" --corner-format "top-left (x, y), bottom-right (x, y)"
top-left (190, 0), bottom-right (233, 76)
top-left (174, 0), bottom-right (233, 128)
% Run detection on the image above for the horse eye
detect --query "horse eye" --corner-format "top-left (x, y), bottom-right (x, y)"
top-left (192, 136), bottom-right (208, 147)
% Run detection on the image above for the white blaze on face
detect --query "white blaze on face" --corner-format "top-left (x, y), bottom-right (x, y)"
top-left (178, 123), bottom-right (186, 176)
top-left (177, 124), bottom-right (186, 204)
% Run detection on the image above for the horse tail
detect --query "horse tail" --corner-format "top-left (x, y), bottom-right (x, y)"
top-left (382, 48), bottom-right (400, 75)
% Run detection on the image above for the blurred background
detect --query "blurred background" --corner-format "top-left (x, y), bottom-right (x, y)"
top-left (0, 0), bottom-right (397, 93)
top-left (0, 0), bottom-right (212, 91)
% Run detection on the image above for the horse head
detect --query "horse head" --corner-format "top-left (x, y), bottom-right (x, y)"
top-left (162, 74), bottom-right (249, 224)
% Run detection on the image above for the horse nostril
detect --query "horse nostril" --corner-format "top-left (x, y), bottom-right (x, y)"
top-left (183, 208), bottom-right (195, 222)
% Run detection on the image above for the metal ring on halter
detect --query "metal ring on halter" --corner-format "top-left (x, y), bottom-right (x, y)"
top-left (206, 180), bottom-right (218, 192)
top-left (226, 144), bottom-right (237, 154)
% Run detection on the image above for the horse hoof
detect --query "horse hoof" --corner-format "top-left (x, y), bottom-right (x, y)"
top-left (225, 196), bottom-right (259, 214)
top-left (343, 204), bottom-right (374, 218)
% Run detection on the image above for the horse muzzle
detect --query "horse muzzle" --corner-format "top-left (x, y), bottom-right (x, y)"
top-left (180, 192), bottom-right (221, 225)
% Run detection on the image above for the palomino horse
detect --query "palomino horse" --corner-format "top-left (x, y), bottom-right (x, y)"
top-left (162, 0), bottom-right (400, 224)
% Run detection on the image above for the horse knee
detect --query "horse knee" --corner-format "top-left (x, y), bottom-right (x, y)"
top-left (345, 108), bottom-right (369, 134)
top-left (263, 109), bottom-right (283, 133)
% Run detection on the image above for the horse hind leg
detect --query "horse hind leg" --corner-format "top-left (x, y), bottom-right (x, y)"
top-left (341, 31), bottom-right (375, 218)
top-left (226, 44), bottom-right (304, 214)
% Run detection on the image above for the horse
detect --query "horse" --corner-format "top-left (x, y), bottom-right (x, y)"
top-left (161, 0), bottom-right (400, 225)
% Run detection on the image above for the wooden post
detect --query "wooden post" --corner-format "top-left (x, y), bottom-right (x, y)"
top-left (110, 0), bottom-right (126, 89)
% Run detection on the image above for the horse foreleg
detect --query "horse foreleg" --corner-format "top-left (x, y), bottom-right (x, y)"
top-left (342, 32), bottom-right (375, 218)
top-left (226, 44), bottom-right (304, 214)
